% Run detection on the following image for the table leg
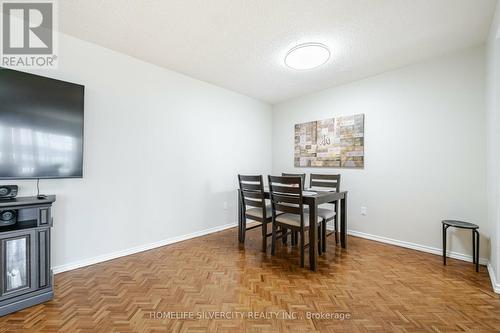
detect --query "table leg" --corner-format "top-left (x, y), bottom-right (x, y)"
top-left (321, 219), bottom-right (326, 253)
top-left (309, 199), bottom-right (318, 271)
top-left (340, 193), bottom-right (347, 249)
top-left (334, 200), bottom-right (339, 244)
top-left (317, 224), bottom-right (322, 255)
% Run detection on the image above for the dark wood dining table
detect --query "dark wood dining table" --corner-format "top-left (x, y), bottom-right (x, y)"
top-left (238, 189), bottom-right (348, 271)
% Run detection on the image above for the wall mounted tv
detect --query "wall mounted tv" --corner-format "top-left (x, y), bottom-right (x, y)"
top-left (0, 68), bottom-right (84, 179)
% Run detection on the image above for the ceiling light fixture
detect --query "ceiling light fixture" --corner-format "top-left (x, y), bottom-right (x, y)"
top-left (284, 43), bottom-right (330, 70)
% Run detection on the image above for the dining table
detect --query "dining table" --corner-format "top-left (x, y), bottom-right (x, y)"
top-left (238, 188), bottom-right (348, 271)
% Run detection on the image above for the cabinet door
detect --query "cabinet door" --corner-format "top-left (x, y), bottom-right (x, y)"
top-left (0, 231), bottom-right (36, 299)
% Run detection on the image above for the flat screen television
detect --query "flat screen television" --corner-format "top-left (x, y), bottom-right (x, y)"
top-left (0, 68), bottom-right (84, 179)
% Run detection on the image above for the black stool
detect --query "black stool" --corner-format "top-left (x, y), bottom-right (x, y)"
top-left (442, 220), bottom-right (479, 272)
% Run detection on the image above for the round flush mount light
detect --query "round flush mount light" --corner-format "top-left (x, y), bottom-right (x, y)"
top-left (284, 43), bottom-right (330, 70)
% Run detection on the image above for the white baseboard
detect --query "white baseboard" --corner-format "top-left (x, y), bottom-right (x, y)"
top-left (487, 263), bottom-right (500, 293)
top-left (52, 222), bottom-right (237, 274)
top-left (346, 229), bottom-right (488, 266)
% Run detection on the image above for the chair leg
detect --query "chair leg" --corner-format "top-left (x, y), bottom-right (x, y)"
top-left (300, 230), bottom-right (305, 267)
top-left (282, 227), bottom-right (288, 245)
top-left (271, 221), bottom-right (277, 256)
top-left (238, 191), bottom-right (244, 243)
top-left (261, 222), bottom-right (267, 252)
top-left (291, 231), bottom-right (296, 246)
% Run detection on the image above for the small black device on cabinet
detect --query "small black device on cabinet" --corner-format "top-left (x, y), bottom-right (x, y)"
top-left (0, 210), bottom-right (16, 226)
top-left (0, 185), bottom-right (18, 200)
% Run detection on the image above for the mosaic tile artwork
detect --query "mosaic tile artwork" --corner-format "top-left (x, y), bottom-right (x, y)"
top-left (294, 114), bottom-right (364, 168)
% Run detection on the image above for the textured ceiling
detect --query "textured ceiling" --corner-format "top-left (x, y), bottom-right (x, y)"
top-left (58, 0), bottom-right (497, 103)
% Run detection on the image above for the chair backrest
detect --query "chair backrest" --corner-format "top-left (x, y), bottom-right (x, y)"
top-left (309, 174), bottom-right (341, 192)
top-left (268, 175), bottom-right (305, 228)
top-left (238, 175), bottom-right (267, 218)
top-left (281, 173), bottom-right (306, 188)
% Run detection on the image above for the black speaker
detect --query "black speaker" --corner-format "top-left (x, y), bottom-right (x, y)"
top-left (0, 185), bottom-right (18, 200)
top-left (0, 210), bottom-right (16, 227)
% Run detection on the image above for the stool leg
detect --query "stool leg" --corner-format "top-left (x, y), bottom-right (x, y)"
top-left (475, 230), bottom-right (479, 272)
top-left (472, 230), bottom-right (476, 264)
top-left (442, 224), bottom-right (447, 265)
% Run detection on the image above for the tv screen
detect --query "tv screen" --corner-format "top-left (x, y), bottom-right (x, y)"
top-left (0, 68), bottom-right (84, 179)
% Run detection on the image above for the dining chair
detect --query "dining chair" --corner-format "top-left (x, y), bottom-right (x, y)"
top-left (281, 172), bottom-right (326, 249)
top-left (281, 173), bottom-right (306, 188)
top-left (280, 173), bottom-right (307, 246)
top-left (309, 174), bottom-right (341, 252)
top-left (268, 175), bottom-right (323, 267)
top-left (238, 175), bottom-right (272, 252)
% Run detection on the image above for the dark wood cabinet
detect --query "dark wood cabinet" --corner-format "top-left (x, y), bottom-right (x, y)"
top-left (0, 196), bottom-right (55, 316)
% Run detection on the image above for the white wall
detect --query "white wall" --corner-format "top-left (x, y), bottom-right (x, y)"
top-left (486, 2), bottom-right (500, 290)
top-left (272, 47), bottom-right (487, 260)
top-left (0, 33), bottom-right (272, 271)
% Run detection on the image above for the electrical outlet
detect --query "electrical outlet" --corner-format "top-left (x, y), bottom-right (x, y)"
top-left (223, 202), bottom-right (228, 210)
top-left (360, 206), bottom-right (367, 216)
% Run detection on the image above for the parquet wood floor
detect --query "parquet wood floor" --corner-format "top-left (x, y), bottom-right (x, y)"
top-left (0, 226), bottom-right (499, 333)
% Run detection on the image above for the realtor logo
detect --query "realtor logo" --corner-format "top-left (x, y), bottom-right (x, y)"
top-left (1, 0), bottom-right (58, 68)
